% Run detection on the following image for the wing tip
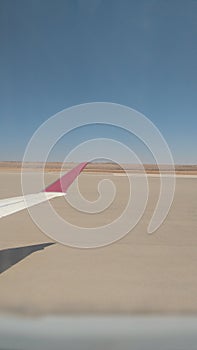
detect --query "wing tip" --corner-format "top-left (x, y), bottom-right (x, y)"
top-left (44, 162), bottom-right (88, 193)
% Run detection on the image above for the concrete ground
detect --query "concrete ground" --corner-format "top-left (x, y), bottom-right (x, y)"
top-left (0, 172), bottom-right (197, 315)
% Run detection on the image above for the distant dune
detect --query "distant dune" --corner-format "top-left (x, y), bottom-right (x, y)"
top-left (0, 161), bottom-right (197, 174)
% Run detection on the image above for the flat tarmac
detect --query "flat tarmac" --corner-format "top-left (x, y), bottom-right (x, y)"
top-left (0, 171), bottom-right (197, 315)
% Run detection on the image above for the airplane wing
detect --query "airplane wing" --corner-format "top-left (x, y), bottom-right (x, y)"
top-left (0, 162), bottom-right (88, 219)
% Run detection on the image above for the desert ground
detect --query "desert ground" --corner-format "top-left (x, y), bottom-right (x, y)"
top-left (1, 161), bottom-right (197, 174)
top-left (0, 163), bottom-right (197, 315)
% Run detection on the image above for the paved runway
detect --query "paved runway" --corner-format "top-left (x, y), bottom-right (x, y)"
top-left (0, 172), bottom-right (197, 315)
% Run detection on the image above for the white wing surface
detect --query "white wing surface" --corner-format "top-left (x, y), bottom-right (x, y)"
top-left (0, 192), bottom-right (64, 218)
top-left (0, 162), bottom-right (88, 219)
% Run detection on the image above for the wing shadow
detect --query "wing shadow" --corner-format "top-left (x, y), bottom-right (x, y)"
top-left (0, 243), bottom-right (54, 274)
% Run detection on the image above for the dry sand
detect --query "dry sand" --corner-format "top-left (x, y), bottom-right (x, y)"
top-left (1, 161), bottom-right (197, 174)
top-left (0, 169), bottom-right (197, 315)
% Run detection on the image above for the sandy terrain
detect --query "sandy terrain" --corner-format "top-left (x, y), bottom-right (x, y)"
top-left (1, 161), bottom-right (197, 174)
top-left (0, 169), bottom-right (197, 315)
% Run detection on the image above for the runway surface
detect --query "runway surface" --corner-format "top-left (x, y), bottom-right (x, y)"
top-left (0, 171), bottom-right (197, 315)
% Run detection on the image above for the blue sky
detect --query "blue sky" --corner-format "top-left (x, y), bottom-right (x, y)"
top-left (0, 0), bottom-right (196, 164)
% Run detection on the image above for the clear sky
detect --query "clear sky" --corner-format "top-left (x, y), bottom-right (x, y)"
top-left (0, 0), bottom-right (196, 164)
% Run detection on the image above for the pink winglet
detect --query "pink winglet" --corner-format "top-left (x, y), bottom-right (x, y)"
top-left (44, 162), bottom-right (88, 193)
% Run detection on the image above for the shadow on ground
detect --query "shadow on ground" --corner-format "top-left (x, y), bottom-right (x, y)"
top-left (0, 243), bottom-right (54, 274)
